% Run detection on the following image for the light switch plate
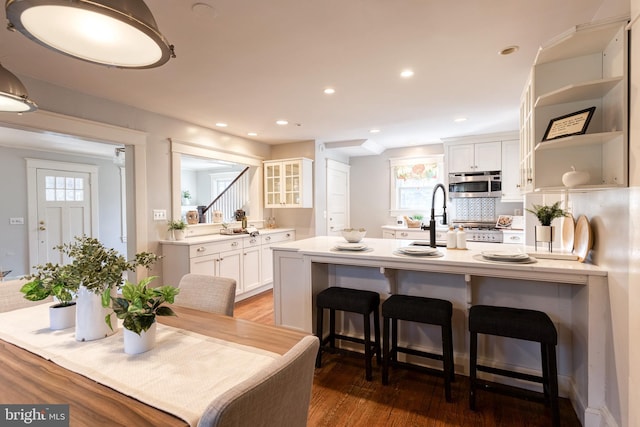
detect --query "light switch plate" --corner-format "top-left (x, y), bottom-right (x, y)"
top-left (9, 217), bottom-right (24, 225)
top-left (153, 209), bottom-right (167, 221)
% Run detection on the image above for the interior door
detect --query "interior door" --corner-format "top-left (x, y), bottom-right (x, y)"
top-left (326, 159), bottom-right (350, 236)
top-left (28, 159), bottom-right (98, 267)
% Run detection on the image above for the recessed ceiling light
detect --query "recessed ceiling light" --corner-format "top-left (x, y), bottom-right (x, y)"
top-left (276, 120), bottom-right (288, 125)
top-left (499, 45), bottom-right (519, 56)
top-left (369, 128), bottom-right (381, 133)
top-left (400, 69), bottom-right (414, 78)
top-left (324, 88), bottom-right (335, 95)
top-left (454, 117), bottom-right (467, 123)
top-left (216, 122), bottom-right (228, 127)
top-left (247, 132), bottom-right (258, 136)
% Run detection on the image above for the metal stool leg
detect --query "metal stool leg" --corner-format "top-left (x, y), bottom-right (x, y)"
top-left (382, 315), bottom-right (390, 385)
top-left (363, 311), bottom-right (372, 381)
top-left (469, 331), bottom-right (478, 410)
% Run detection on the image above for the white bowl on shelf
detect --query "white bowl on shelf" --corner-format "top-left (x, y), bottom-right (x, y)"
top-left (562, 166), bottom-right (590, 188)
top-left (342, 228), bottom-right (366, 243)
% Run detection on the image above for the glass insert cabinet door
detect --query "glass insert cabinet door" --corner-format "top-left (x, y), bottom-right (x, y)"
top-left (263, 158), bottom-right (313, 208)
top-left (264, 162), bottom-right (282, 206)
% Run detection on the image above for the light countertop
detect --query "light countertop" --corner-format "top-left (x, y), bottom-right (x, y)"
top-left (160, 228), bottom-right (295, 246)
top-left (271, 236), bottom-right (606, 281)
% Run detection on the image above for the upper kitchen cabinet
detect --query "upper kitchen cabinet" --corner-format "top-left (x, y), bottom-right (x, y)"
top-left (263, 158), bottom-right (313, 208)
top-left (520, 17), bottom-right (629, 191)
top-left (447, 141), bottom-right (501, 173)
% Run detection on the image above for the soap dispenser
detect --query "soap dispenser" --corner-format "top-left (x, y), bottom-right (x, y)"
top-left (446, 226), bottom-right (457, 249)
top-left (456, 226), bottom-right (467, 249)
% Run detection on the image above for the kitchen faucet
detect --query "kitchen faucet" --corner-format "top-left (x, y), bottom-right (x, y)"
top-left (428, 183), bottom-right (447, 248)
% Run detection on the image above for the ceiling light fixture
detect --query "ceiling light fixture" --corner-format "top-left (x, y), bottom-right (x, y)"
top-left (400, 69), bottom-right (414, 78)
top-left (369, 128), bottom-right (381, 133)
top-left (276, 120), bottom-right (288, 125)
top-left (323, 88), bottom-right (335, 94)
top-left (454, 117), bottom-right (467, 123)
top-left (499, 45), bottom-right (519, 56)
top-left (0, 63), bottom-right (37, 112)
top-left (215, 122), bottom-right (228, 127)
top-left (5, 0), bottom-right (176, 69)
top-left (247, 132), bottom-right (257, 136)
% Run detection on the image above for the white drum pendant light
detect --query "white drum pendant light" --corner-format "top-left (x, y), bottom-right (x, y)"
top-left (5, 0), bottom-right (176, 69)
top-left (0, 63), bottom-right (37, 112)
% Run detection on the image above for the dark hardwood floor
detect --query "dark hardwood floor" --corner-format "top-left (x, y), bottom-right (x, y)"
top-left (235, 291), bottom-right (582, 426)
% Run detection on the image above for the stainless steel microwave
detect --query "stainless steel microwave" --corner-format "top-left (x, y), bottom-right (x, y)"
top-left (448, 171), bottom-right (501, 198)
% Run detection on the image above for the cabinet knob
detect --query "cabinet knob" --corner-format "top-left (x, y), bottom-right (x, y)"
top-left (265, 236), bottom-right (271, 241)
top-left (197, 247), bottom-right (206, 252)
top-left (231, 242), bottom-right (238, 247)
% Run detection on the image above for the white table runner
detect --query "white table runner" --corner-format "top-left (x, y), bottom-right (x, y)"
top-left (0, 304), bottom-right (279, 426)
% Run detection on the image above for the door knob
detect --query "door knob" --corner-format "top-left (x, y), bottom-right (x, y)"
top-left (39, 226), bottom-right (46, 231)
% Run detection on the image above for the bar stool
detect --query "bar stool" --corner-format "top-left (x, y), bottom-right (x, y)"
top-left (469, 305), bottom-right (560, 427)
top-left (381, 294), bottom-right (454, 401)
top-left (315, 287), bottom-right (381, 381)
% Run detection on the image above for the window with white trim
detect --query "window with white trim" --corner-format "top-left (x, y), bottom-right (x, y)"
top-left (389, 156), bottom-right (444, 217)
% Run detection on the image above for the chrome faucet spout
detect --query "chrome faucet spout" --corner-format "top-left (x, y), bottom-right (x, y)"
top-left (429, 183), bottom-right (447, 248)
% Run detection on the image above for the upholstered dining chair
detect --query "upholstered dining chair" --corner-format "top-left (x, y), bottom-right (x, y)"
top-left (0, 278), bottom-right (52, 313)
top-left (174, 274), bottom-right (237, 316)
top-left (197, 335), bottom-right (320, 427)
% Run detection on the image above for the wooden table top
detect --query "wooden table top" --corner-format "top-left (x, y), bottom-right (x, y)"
top-left (0, 305), bottom-right (309, 426)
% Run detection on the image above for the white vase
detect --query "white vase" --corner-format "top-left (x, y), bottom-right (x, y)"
top-left (49, 302), bottom-right (76, 330)
top-left (173, 229), bottom-right (185, 240)
top-left (535, 225), bottom-right (554, 242)
top-left (75, 286), bottom-right (118, 341)
top-left (123, 321), bottom-right (157, 354)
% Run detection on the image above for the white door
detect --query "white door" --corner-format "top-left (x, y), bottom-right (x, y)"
top-left (27, 159), bottom-right (99, 268)
top-left (326, 159), bottom-right (350, 236)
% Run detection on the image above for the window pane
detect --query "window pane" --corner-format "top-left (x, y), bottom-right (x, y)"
top-left (56, 176), bottom-right (65, 188)
top-left (75, 178), bottom-right (83, 189)
top-left (46, 189), bottom-right (55, 201)
top-left (45, 176), bottom-right (55, 188)
top-left (75, 190), bottom-right (84, 201)
top-left (56, 189), bottom-right (65, 201)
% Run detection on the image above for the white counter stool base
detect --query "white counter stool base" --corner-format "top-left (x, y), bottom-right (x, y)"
top-left (469, 305), bottom-right (560, 427)
top-left (381, 294), bottom-right (454, 402)
top-left (315, 287), bottom-right (381, 381)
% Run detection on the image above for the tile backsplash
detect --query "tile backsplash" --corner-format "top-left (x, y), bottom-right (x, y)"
top-left (453, 198), bottom-right (496, 221)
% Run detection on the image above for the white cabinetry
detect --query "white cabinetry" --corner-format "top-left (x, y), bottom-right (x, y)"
top-left (261, 230), bottom-right (295, 286)
top-left (521, 18), bottom-right (628, 191)
top-left (447, 141), bottom-right (501, 173)
top-left (382, 227), bottom-right (447, 242)
top-left (263, 158), bottom-right (313, 208)
top-left (161, 229), bottom-right (295, 301)
top-left (501, 139), bottom-right (523, 202)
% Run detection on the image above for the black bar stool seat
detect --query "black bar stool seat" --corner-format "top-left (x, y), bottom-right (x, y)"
top-left (315, 287), bottom-right (381, 381)
top-left (469, 305), bottom-right (560, 427)
top-left (382, 294), bottom-right (454, 402)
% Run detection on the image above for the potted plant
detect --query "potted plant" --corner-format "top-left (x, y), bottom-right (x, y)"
top-left (526, 201), bottom-right (567, 249)
top-left (181, 190), bottom-right (191, 205)
top-left (20, 263), bottom-right (77, 330)
top-left (55, 235), bottom-right (160, 341)
top-left (106, 276), bottom-right (179, 354)
top-left (168, 219), bottom-right (188, 240)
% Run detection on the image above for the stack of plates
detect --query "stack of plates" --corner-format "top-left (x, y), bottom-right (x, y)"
top-left (333, 243), bottom-right (369, 252)
top-left (479, 250), bottom-right (536, 264)
top-left (396, 246), bottom-right (442, 257)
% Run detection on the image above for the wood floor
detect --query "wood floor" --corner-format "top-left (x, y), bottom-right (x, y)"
top-left (234, 291), bottom-right (582, 427)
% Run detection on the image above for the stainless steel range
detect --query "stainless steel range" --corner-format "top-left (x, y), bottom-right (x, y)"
top-left (452, 222), bottom-right (503, 243)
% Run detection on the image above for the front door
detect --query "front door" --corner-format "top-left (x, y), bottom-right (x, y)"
top-left (27, 159), bottom-right (98, 268)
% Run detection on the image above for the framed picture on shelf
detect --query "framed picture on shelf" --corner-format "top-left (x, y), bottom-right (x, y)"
top-left (542, 106), bottom-right (596, 141)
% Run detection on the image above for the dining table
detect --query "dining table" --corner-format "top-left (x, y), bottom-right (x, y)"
top-left (0, 304), bottom-right (309, 426)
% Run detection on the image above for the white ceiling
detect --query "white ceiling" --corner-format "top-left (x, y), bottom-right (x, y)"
top-left (0, 0), bottom-right (617, 155)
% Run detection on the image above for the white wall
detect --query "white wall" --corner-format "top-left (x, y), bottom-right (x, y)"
top-left (0, 145), bottom-right (125, 277)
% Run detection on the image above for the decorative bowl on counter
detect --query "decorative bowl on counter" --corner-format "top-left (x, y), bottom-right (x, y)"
top-left (562, 166), bottom-right (590, 188)
top-left (342, 228), bottom-right (366, 243)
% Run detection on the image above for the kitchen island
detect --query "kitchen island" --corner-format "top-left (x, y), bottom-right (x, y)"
top-left (272, 236), bottom-right (607, 427)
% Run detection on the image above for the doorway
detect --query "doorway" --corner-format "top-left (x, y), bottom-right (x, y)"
top-left (27, 159), bottom-right (99, 267)
top-left (326, 159), bottom-right (350, 236)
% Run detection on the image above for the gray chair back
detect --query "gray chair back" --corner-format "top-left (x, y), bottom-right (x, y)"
top-left (175, 274), bottom-right (237, 316)
top-left (198, 335), bottom-right (319, 427)
top-left (0, 279), bottom-right (52, 313)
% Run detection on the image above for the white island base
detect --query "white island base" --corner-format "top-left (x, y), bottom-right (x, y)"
top-left (272, 236), bottom-right (608, 427)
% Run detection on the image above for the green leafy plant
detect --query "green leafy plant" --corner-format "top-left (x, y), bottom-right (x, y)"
top-left (167, 219), bottom-right (187, 231)
top-left (55, 236), bottom-right (160, 309)
top-left (526, 201), bottom-right (567, 226)
top-left (20, 263), bottom-right (77, 307)
top-left (106, 276), bottom-right (179, 335)
top-left (182, 190), bottom-right (191, 200)
top-left (411, 214), bottom-right (424, 221)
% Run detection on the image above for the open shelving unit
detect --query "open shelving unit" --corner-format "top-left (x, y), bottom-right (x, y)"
top-left (519, 17), bottom-right (629, 192)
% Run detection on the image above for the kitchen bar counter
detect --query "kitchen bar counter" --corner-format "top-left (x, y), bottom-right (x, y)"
top-left (160, 227), bottom-right (294, 246)
top-left (272, 236), bottom-right (607, 427)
